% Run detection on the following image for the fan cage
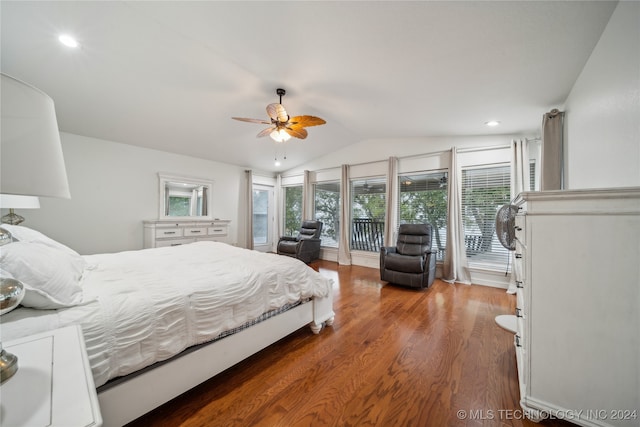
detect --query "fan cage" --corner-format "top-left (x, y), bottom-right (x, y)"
top-left (495, 204), bottom-right (519, 251)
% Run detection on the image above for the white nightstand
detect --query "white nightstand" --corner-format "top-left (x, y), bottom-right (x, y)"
top-left (0, 325), bottom-right (102, 427)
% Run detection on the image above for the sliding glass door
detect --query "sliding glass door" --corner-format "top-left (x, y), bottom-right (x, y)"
top-left (253, 184), bottom-right (274, 252)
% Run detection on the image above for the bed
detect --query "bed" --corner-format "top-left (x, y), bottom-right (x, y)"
top-left (0, 224), bottom-right (334, 427)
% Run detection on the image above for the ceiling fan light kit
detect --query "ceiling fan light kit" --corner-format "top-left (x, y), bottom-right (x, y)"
top-left (270, 129), bottom-right (291, 143)
top-left (232, 88), bottom-right (326, 143)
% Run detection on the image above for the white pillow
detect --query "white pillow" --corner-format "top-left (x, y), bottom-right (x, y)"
top-left (0, 224), bottom-right (81, 258)
top-left (0, 241), bottom-right (85, 309)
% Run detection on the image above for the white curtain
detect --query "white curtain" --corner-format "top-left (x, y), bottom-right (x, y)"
top-left (506, 139), bottom-right (530, 294)
top-left (275, 174), bottom-right (282, 240)
top-left (164, 188), bottom-right (170, 216)
top-left (302, 170), bottom-right (312, 220)
top-left (384, 156), bottom-right (398, 247)
top-left (201, 186), bottom-right (208, 216)
top-left (541, 109), bottom-right (565, 191)
top-left (244, 170), bottom-right (254, 250)
top-left (511, 139), bottom-right (530, 198)
top-left (338, 164), bottom-right (352, 265)
top-left (190, 189), bottom-right (198, 216)
top-left (442, 147), bottom-right (471, 284)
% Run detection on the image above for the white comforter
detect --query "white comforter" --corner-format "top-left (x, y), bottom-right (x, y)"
top-left (0, 241), bottom-right (332, 387)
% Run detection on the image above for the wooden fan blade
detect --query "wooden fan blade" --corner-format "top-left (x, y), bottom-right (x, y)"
top-left (232, 117), bottom-right (271, 124)
top-left (288, 115), bottom-right (326, 128)
top-left (257, 126), bottom-right (276, 138)
top-left (284, 127), bottom-right (308, 139)
top-left (267, 103), bottom-right (289, 123)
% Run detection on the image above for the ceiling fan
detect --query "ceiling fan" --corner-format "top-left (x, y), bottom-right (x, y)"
top-left (232, 88), bottom-right (326, 142)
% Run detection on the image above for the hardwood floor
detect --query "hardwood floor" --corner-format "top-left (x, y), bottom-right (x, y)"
top-left (127, 260), bottom-right (572, 427)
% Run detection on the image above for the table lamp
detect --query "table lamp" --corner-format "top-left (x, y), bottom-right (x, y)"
top-left (0, 194), bottom-right (40, 225)
top-left (0, 72), bottom-right (71, 382)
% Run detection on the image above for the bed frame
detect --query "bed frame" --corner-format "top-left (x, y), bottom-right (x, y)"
top-left (96, 289), bottom-right (334, 427)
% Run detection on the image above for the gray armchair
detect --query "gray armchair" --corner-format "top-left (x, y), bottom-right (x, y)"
top-left (277, 220), bottom-right (323, 264)
top-left (380, 223), bottom-right (436, 289)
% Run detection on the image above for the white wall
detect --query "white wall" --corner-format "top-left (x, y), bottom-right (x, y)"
top-left (564, 1), bottom-right (640, 189)
top-left (13, 132), bottom-right (247, 255)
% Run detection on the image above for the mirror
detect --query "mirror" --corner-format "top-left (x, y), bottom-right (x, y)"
top-left (158, 173), bottom-right (213, 220)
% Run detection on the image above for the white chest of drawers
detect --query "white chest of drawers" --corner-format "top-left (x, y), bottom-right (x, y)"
top-left (143, 219), bottom-right (232, 248)
top-left (513, 187), bottom-right (640, 427)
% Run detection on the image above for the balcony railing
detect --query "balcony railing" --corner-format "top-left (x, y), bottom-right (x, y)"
top-left (350, 218), bottom-right (455, 262)
top-left (351, 218), bottom-right (385, 252)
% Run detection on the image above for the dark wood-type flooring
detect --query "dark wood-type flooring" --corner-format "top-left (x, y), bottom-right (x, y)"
top-left (127, 260), bottom-right (572, 427)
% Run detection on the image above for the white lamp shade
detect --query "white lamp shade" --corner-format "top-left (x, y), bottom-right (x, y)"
top-left (0, 194), bottom-right (40, 209)
top-left (1, 73), bottom-right (71, 198)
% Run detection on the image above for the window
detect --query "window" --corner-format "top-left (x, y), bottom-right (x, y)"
top-left (461, 165), bottom-right (511, 269)
top-left (529, 159), bottom-right (537, 191)
top-left (313, 182), bottom-right (340, 247)
top-left (252, 185), bottom-right (272, 248)
top-left (282, 185), bottom-right (303, 237)
top-left (168, 196), bottom-right (191, 216)
top-left (351, 177), bottom-right (386, 252)
top-left (397, 171), bottom-right (448, 261)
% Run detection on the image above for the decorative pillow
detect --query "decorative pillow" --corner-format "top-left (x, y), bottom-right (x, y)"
top-left (0, 224), bottom-right (81, 258)
top-left (0, 241), bottom-right (85, 309)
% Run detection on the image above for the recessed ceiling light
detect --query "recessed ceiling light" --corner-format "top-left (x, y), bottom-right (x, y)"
top-left (485, 120), bottom-right (500, 127)
top-left (58, 34), bottom-right (79, 48)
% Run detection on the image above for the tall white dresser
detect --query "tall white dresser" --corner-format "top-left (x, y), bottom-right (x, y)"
top-left (512, 187), bottom-right (639, 427)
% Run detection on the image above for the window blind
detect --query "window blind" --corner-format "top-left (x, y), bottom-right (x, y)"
top-left (461, 165), bottom-right (511, 269)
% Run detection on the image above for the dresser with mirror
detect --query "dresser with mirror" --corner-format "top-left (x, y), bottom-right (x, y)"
top-left (144, 173), bottom-right (232, 248)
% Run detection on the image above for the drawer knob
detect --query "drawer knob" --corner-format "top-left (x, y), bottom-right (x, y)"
top-left (515, 253), bottom-right (522, 259)
top-left (164, 231), bottom-right (176, 235)
top-left (516, 281), bottom-right (523, 288)
top-left (516, 308), bottom-right (523, 318)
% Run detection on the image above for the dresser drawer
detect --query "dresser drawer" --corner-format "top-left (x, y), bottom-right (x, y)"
top-left (513, 250), bottom-right (524, 283)
top-left (516, 316), bottom-right (525, 344)
top-left (184, 227), bottom-right (207, 237)
top-left (515, 342), bottom-right (526, 399)
top-left (208, 226), bottom-right (228, 236)
top-left (515, 214), bottom-right (525, 246)
top-left (155, 238), bottom-right (194, 247)
top-left (516, 288), bottom-right (524, 313)
top-left (155, 227), bottom-right (183, 238)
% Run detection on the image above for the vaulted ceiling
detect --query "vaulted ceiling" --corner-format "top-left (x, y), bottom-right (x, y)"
top-left (0, 1), bottom-right (618, 172)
